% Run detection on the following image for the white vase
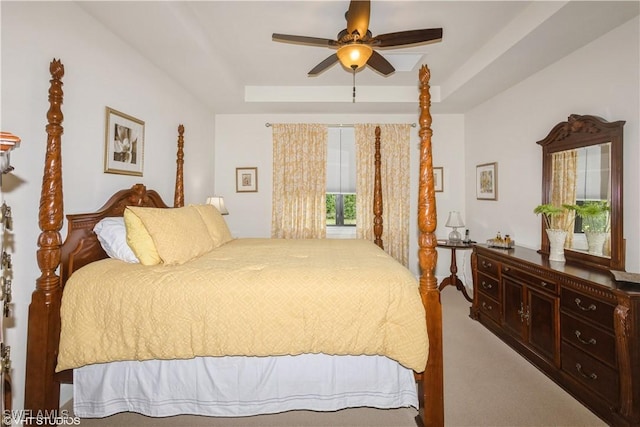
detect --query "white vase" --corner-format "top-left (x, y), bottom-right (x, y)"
top-left (546, 229), bottom-right (567, 262)
top-left (585, 231), bottom-right (607, 256)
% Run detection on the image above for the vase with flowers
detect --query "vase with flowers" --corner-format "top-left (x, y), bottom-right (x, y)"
top-left (534, 203), bottom-right (574, 262)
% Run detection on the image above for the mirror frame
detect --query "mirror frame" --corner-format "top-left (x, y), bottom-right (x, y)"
top-left (537, 114), bottom-right (625, 271)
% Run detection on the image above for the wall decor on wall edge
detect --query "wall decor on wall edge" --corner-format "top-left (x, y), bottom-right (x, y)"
top-left (433, 166), bottom-right (444, 192)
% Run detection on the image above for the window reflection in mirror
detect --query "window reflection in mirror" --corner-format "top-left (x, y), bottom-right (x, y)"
top-left (551, 143), bottom-right (611, 256)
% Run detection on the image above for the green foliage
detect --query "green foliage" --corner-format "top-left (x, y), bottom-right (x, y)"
top-left (326, 194), bottom-right (336, 225)
top-left (566, 201), bottom-right (610, 233)
top-left (533, 204), bottom-right (573, 231)
top-left (344, 194), bottom-right (356, 224)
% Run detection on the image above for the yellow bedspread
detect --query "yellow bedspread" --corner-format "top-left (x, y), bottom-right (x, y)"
top-left (57, 238), bottom-right (428, 372)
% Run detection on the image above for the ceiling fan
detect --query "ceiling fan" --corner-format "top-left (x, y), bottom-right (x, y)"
top-left (272, 0), bottom-right (443, 76)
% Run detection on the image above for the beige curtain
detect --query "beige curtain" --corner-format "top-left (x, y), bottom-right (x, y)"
top-left (355, 123), bottom-right (411, 266)
top-left (550, 150), bottom-right (578, 247)
top-left (271, 124), bottom-right (328, 238)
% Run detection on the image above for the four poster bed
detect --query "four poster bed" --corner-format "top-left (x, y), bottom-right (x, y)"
top-left (24, 59), bottom-right (444, 426)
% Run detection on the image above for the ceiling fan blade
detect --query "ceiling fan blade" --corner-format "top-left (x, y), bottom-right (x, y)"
top-left (272, 33), bottom-right (338, 47)
top-left (366, 51), bottom-right (395, 76)
top-left (346, 0), bottom-right (370, 38)
top-left (373, 28), bottom-right (443, 47)
top-left (308, 54), bottom-right (339, 76)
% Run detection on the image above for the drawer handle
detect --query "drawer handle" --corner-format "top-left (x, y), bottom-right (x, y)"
top-left (481, 302), bottom-right (493, 311)
top-left (481, 261), bottom-right (493, 269)
top-left (517, 302), bottom-right (530, 325)
top-left (481, 281), bottom-right (493, 290)
top-left (503, 266), bottom-right (510, 272)
top-left (575, 363), bottom-right (598, 380)
top-left (574, 298), bottom-right (597, 312)
top-left (574, 330), bottom-right (597, 346)
top-left (540, 281), bottom-right (549, 287)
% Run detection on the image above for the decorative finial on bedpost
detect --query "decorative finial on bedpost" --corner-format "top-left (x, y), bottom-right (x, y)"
top-left (174, 124), bottom-right (185, 208)
top-left (373, 126), bottom-right (383, 249)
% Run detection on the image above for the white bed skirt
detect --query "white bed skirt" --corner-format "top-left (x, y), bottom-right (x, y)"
top-left (73, 354), bottom-right (418, 418)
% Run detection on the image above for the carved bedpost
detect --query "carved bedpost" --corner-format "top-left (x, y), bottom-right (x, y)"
top-left (174, 124), bottom-right (185, 208)
top-left (416, 64), bottom-right (444, 427)
top-left (373, 126), bottom-right (383, 249)
top-left (611, 287), bottom-right (640, 426)
top-left (25, 59), bottom-right (65, 412)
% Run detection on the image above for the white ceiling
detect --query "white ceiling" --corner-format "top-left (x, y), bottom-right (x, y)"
top-left (77, 1), bottom-right (639, 115)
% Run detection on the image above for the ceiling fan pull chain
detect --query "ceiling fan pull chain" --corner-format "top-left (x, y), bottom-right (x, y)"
top-left (352, 66), bottom-right (357, 103)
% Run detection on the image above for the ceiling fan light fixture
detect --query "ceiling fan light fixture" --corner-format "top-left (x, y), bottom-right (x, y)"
top-left (337, 43), bottom-right (372, 70)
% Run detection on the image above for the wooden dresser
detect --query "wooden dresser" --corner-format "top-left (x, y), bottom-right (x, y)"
top-left (471, 245), bottom-right (639, 427)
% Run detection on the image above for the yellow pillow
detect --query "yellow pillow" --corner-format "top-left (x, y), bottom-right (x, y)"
top-left (191, 204), bottom-right (234, 247)
top-left (125, 206), bottom-right (215, 265)
top-left (123, 208), bottom-right (162, 265)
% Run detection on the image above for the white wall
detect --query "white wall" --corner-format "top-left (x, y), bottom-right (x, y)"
top-left (464, 16), bottom-right (640, 273)
top-left (1, 2), bottom-right (215, 410)
top-left (214, 113), bottom-right (466, 278)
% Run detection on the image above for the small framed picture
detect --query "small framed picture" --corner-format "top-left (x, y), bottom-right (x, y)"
top-left (104, 107), bottom-right (144, 176)
top-left (236, 167), bottom-right (258, 192)
top-left (476, 162), bottom-right (497, 200)
top-left (433, 167), bottom-right (443, 192)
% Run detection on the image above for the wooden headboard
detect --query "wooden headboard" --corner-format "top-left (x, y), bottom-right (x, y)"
top-left (59, 185), bottom-right (170, 287)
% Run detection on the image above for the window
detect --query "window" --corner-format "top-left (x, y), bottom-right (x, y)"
top-left (326, 193), bottom-right (356, 226)
top-left (326, 128), bottom-right (356, 237)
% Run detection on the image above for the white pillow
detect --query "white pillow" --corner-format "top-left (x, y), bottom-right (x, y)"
top-left (93, 217), bottom-right (139, 263)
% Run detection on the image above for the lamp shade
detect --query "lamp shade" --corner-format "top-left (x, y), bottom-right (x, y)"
top-left (206, 196), bottom-right (229, 215)
top-left (445, 211), bottom-right (464, 228)
top-left (445, 211), bottom-right (464, 242)
top-left (336, 43), bottom-right (373, 70)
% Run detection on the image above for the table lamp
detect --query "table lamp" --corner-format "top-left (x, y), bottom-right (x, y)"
top-left (206, 196), bottom-right (229, 215)
top-left (445, 211), bottom-right (464, 242)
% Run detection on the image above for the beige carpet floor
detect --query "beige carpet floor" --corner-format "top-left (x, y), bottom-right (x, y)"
top-left (65, 287), bottom-right (606, 426)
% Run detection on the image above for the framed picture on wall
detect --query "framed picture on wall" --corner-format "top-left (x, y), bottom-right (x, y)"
top-left (433, 167), bottom-right (444, 192)
top-left (236, 167), bottom-right (258, 192)
top-left (104, 107), bottom-right (145, 176)
top-left (476, 162), bottom-right (497, 200)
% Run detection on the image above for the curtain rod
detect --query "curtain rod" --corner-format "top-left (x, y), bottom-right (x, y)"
top-left (265, 122), bottom-right (416, 128)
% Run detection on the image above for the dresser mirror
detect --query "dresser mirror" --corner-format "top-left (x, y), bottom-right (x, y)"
top-left (537, 114), bottom-right (625, 271)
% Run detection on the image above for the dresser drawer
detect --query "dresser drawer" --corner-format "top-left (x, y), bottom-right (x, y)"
top-left (476, 272), bottom-right (500, 301)
top-left (502, 265), bottom-right (557, 294)
top-left (561, 342), bottom-right (619, 405)
top-left (476, 255), bottom-right (499, 278)
top-left (561, 287), bottom-right (615, 330)
top-left (561, 313), bottom-right (616, 368)
top-left (477, 292), bottom-right (501, 324)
